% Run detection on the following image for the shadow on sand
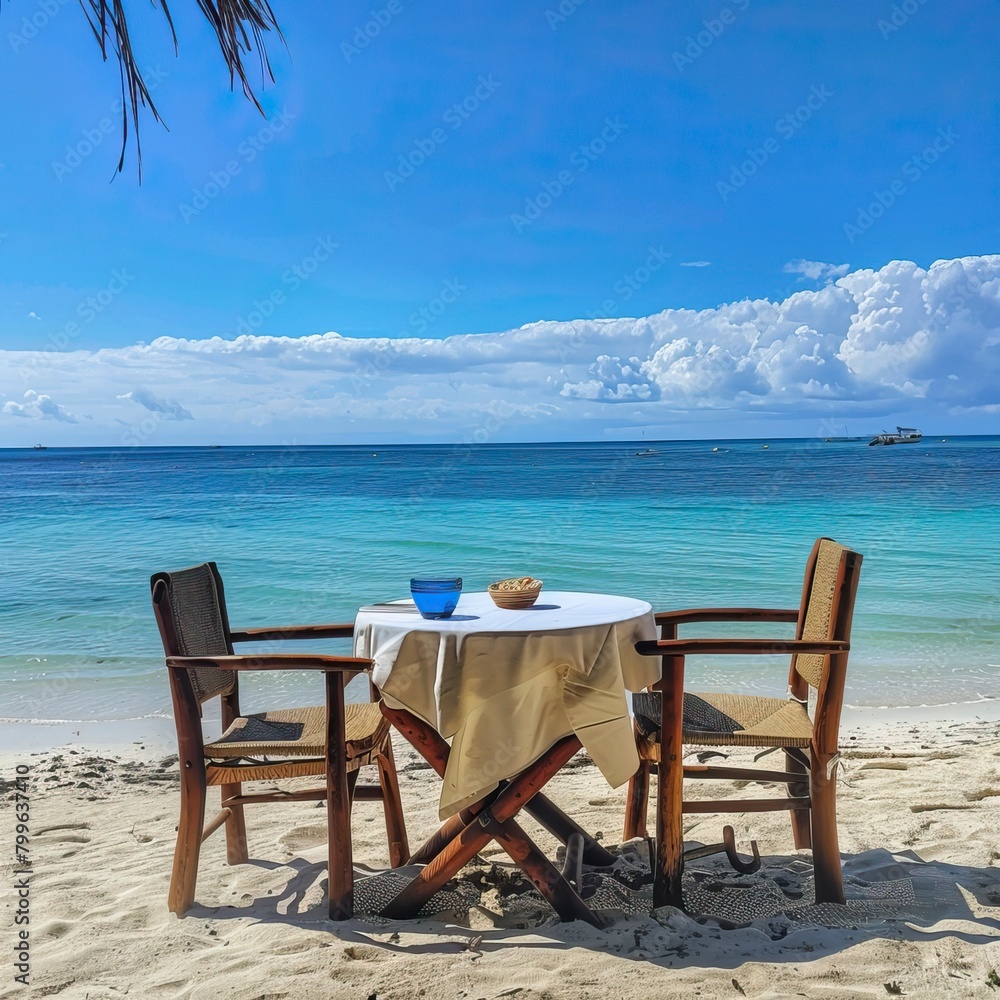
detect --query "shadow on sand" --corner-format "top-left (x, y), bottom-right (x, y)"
top-left (186, 845), bottom-right (1000, 970)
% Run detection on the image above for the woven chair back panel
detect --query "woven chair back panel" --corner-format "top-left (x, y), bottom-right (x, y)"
top-left (794, 538), bottom-right (844, 689)
top-left (167, 565), bottom-right (235, 702)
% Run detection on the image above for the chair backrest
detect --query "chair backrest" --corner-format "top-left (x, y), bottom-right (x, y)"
top-left (151, 562), bottom-right (237, 704)
top-left (788, 538), bottom-right (863, 737)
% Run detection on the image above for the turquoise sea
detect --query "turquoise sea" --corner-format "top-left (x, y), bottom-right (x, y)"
top-left (1, 438), bottom-right (998, 724)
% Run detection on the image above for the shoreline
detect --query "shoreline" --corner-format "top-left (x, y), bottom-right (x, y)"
top-left (4, 698), bottom-right (1000, 757)
top-left (0, 716), bottom-right (178, 755)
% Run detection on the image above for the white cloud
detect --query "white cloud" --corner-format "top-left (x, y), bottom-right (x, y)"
top-left (0, 256), bottom-right (998, 442)
top-left (783, 258), bottom-right (851, 283)
top-left (561, 355), bottom-right (657, 401)
top-left (27, 311), bottom-right (40, 320)
top-left (117, 388), bottom-right (193, 420)
top-left (2, 389), bottom-right (78, 422)
top-left (680, 261), bottom-right (711, 268)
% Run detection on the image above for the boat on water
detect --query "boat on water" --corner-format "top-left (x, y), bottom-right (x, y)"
top-left (634, 448), bottom-right (660, 457)
top-left (868, 426), bottom-right (922, 446)
top-left (32, 443), bottom-right (47, 450)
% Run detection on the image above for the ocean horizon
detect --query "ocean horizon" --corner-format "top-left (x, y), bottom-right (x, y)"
top-left (2, 435), bottom-right (998, 725)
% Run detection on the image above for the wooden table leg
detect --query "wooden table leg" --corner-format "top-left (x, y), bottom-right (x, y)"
top-left (403, 783), bottom-right (613, 868)
top-left (386, 808), bottom-right (602, 926)
top-left (381, 705), bottom-right (451, 778)
top-left (484, 817), bottom-right (604, 927)
top-left (525, 794), bottom-right (616, 867)
top-left (406, 805), bottom-right (483, 865)
top-left (380, 735), bottom-right (595, 922)
top-left (379, 806), bottom-right (495, 919)
top-left (382, 703), bottom-right (615, 866)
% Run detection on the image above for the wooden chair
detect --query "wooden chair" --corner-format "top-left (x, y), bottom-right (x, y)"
top-left (623, 538), bottom-right (863, 909)
top-left (151, 562), bottom-right (408, 920)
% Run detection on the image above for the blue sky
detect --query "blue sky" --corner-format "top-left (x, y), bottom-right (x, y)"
top-left (1, 0), bottom-right (998, 444)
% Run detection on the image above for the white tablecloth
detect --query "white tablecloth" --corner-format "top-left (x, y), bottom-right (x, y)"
top-left (354, 591), bottom-right (658, 817)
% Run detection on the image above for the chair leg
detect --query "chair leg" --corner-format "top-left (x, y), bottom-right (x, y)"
top-left (623, 759), bottom-right (651, 841)
top-left (809, 749), bottom-right (845, 904)
top-left (785, 750), bottom-right (811, 850)
top-left (168, 763), bottom-right (207, 915)
top-left (653, 656), bottom-right (686, 911)
top-left (220, 780), bottom-right (249, 865)
top-left (376, 744), bottom-right (410, 867)
top-left (326, 673), bottom-right (354, 920)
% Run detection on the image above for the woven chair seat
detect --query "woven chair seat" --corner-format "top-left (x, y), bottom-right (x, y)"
top-left (633, 691), bottom-right (813, 748)
top-left (205, 703), bottom-right (390, 759)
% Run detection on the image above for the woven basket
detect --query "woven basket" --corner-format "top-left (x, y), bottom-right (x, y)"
top-left (488, 577), bottom-right (543, 609)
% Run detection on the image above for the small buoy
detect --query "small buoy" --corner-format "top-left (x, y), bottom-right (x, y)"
top-left (762, 444), bottom-right (769, 449)
top-left (372, 452), bottom-right (378, 457)
top-left (712, 447), bottom-right (719, 452)
top-left (941, 438), bottom-right (947, 442)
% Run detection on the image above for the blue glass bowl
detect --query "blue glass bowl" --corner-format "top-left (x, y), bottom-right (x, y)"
top-left (410, 577), bottom-right (462, 620)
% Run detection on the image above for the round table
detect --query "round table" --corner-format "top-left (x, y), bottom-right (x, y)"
top-left (355, 590), bottom-right (658, 817)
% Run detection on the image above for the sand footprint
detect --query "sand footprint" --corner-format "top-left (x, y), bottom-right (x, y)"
top-left (342, 944), bottom-right (391, 961)
top-left (31, 823), bottom-right (90, 858)
top-left (35, 822), bottom-right (92, 843)
top-left (271, 939), bottom-right (317, 955)
top-left (34, 919), bottom-right (75, 939)
top-left (34, 823), bottom-right (92, 856)
top-left (277, 824), bottom-right (327, 852)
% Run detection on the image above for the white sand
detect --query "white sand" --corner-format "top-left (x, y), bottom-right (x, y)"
top-left (4, 709), bottom-right (1000, 1000)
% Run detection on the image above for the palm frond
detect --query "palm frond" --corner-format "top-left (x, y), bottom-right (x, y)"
top-left (3, 0), bottom-right (283, 177)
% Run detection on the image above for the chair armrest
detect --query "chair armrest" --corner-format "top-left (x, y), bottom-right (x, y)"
top-left (635, 638), bottom-right (849, 656)
top-left (229, 623), bottom-right (355, 642)
top-left (653, 608), bottom-right (799, 625)
top-left (166, 653), bottom-right (371, 674)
